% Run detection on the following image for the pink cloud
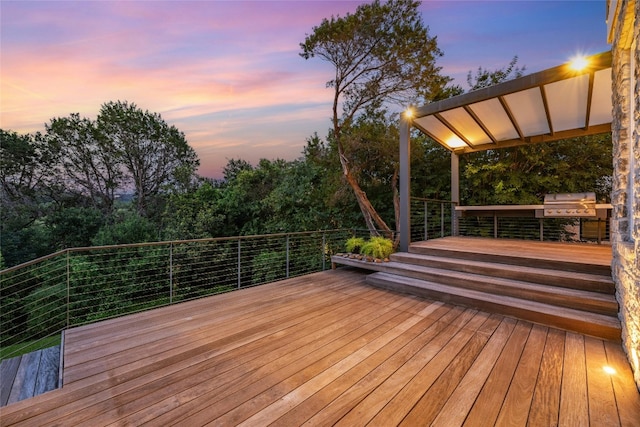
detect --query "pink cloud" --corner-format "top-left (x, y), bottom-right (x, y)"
top-left (1, 1), bottom-right (609, 179)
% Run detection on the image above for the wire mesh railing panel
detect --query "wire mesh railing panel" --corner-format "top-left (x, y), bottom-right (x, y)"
top-left (0, 230), bottom-right (349, 360)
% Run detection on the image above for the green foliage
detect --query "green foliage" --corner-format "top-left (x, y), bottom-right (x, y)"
top-left (301, 0), bottom-right (453, 234)
top-left (47, 206), bottom-right (105, 249)
top-left (251, 250), bottom-right (286, 286)
top-left (162, 179), bottom-right (227, 240)
top-left (0, 335), bottom-right (61, 361)
top-left (92, 211), bottom-right (158, 246)
top-left (96, 100), bottom-right (200, 217)
top-left (2, 100), bottom-right (201, 266)
top-left (461, 135), bottom-right (613, 206)
top-left (345, 237), bottom-right (366, 254)
top-left (0, 129), bottom-right (61, 225)
top-left (467, 56), bottom-right (525, 91)
top-left (300, 0), bottom-right (451, 115)
top-left (361, 236), bottom-right (394, 260)
top-left (46, 112), bottom-right (120, 213)
top-left (24, 283), bottom-right (66, 336)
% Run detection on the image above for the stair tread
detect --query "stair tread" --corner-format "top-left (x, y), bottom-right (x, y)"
top-left (409, 237), bottom-right (611, 267)
top-left (392, 252), bottom-right (613, 283)
top-left (408, 241), bottom-right (611, 275)
top-left (383, 260), bottom-right (617, 304)
top-left (368, 272), bottom-right (620, 328)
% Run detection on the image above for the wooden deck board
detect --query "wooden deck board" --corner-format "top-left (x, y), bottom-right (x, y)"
top-left (560, 332), bottom-right (589, 426)
top-left (409, 236), bottom-right (612, 266)
top-left (461, 320), bottom-right (532, 426)
top-left (527, 328), bottom-right (565, 426)
top-left (1, 268), bottom-right (638, 427)
top-left (494, 324), bottom-right (547, 426)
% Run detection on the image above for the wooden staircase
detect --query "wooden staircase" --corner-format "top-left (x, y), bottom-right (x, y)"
top-left (332, 238), bottom-right (620, 341)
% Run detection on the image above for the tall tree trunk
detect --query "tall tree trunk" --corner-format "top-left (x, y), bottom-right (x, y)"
top-left (337, 141), bottom-right (393, 238)
top-left (391, 167), bottom-right (401, 248)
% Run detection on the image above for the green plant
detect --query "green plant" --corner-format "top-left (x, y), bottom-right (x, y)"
top-left (345, 237), bottom-right (366, 254)
top-left (361, 236), bottom-right (394, 260)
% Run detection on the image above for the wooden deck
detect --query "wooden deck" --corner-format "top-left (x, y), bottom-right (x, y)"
top-left (0, 346), bottom-right (60, 407)
top-left (409, 236), bottom-right (612, 271)
top-left (1, 268), bottom-right (638, 426)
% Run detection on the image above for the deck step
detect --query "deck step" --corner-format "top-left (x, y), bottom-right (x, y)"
top-left (366, 272), bottom-right (621, 341)
top-left (379, 260), bottom-right (618, 315)
top-left (0, 345), bottom-right (61, 407)
top-left (331, 238), bottom-right (619, 341)
top-left (391, 252), bottom-right (614, 294)
top-left (408, 242), bottom-right (611, 276)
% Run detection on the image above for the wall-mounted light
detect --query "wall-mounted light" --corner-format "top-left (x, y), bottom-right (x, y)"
top-left (569, 55), bottom-right (589, 71)
top-left (603, 365), bottom-right (617, 375)
top-left (404, 107), bottom-right (414, 119)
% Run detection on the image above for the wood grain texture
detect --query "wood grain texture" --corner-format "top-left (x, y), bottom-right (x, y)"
top-left (1, 268), bottom-right (638, 427)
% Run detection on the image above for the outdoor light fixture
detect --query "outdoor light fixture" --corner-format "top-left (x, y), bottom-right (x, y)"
top-left (404, 107), bottom-right (414, 119)
top-left (569, 55), bottom-right (589, 71)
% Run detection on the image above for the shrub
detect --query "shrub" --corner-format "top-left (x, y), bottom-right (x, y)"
top-left (345, 237), bottom-right (366, 254)
top-left (361, 236), bottom-right (394, 260)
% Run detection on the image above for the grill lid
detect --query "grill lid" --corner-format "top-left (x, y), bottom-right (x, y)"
top-left (543, 192), bottom-right (596, 217)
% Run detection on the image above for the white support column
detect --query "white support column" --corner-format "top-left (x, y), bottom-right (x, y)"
top-left (399, 115), bottom-right (411, 252)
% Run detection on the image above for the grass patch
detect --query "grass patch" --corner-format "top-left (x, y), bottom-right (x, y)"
top-left (0, 335), bottom-right (61, 361)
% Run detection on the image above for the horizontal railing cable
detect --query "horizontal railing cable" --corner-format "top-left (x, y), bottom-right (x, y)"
top-left (0, 229), bottom-right (353, 360)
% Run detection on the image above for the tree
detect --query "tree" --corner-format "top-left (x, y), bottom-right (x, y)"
top-left (461, 134), bottom-right (613, 206)
top-left (96, 101), bottom-right (200, 217)
top-left (300, 0), bottom-right (451, 236)
top-left (46, 113), bottom-right (121, 213)
top-left (0, 130), bottom-right (63, 266)
top-left (467, 55), bottom-right (525, 91)
top-left (0, 130), bottom-right (60, 227)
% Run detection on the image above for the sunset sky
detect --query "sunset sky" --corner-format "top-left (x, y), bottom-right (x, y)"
top-left (1, 1), bottom-right (610, 179)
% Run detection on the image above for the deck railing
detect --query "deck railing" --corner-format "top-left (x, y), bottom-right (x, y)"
top-left (0, 229), bottom-right (352, 360)
top-left (410, 198), bottom-right (611, 243)
top-left (410, 198), bottom-right (457, 241)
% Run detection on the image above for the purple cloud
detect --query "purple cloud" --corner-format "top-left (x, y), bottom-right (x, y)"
top-left (1, 1), bottom-right (609, 178)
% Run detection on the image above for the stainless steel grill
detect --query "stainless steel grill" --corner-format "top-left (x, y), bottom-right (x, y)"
top-left (543, 192), bottom-right (597, 218)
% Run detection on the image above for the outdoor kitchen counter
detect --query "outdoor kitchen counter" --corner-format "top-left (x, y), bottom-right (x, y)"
top-left (455, 204), bottom-right (612, 218)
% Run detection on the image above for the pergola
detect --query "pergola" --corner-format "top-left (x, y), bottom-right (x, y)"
top-left (398, 50), bottom-right (613, 251)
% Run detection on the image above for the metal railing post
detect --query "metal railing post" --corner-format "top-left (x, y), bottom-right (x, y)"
top-left (169, 243), bottom-right (174, 304)
top-left (322, 233), bottom-right (326, 271)
top-left (452, 203), bottom-right (458, 236)
top-left (424, 201), bottom-right (428, 240)
top-left (441, 202), bottom-right (445, 238)
top-left (286, 235), bottom-right (290, 278)
top-left (539, 219), bottom-right (544, 241)
top-left (66, 250), bottom-right (70, 329)
top-left (237, 238), bottom-right (241, 289)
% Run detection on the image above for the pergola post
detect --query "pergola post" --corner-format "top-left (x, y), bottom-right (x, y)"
top-left (399, 114), bottom-right (411, 252)
top-left (451, 152), bottom-right (460, 236)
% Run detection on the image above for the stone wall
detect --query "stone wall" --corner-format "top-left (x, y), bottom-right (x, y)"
top-left (609, 0), bottom-right (640, 390)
